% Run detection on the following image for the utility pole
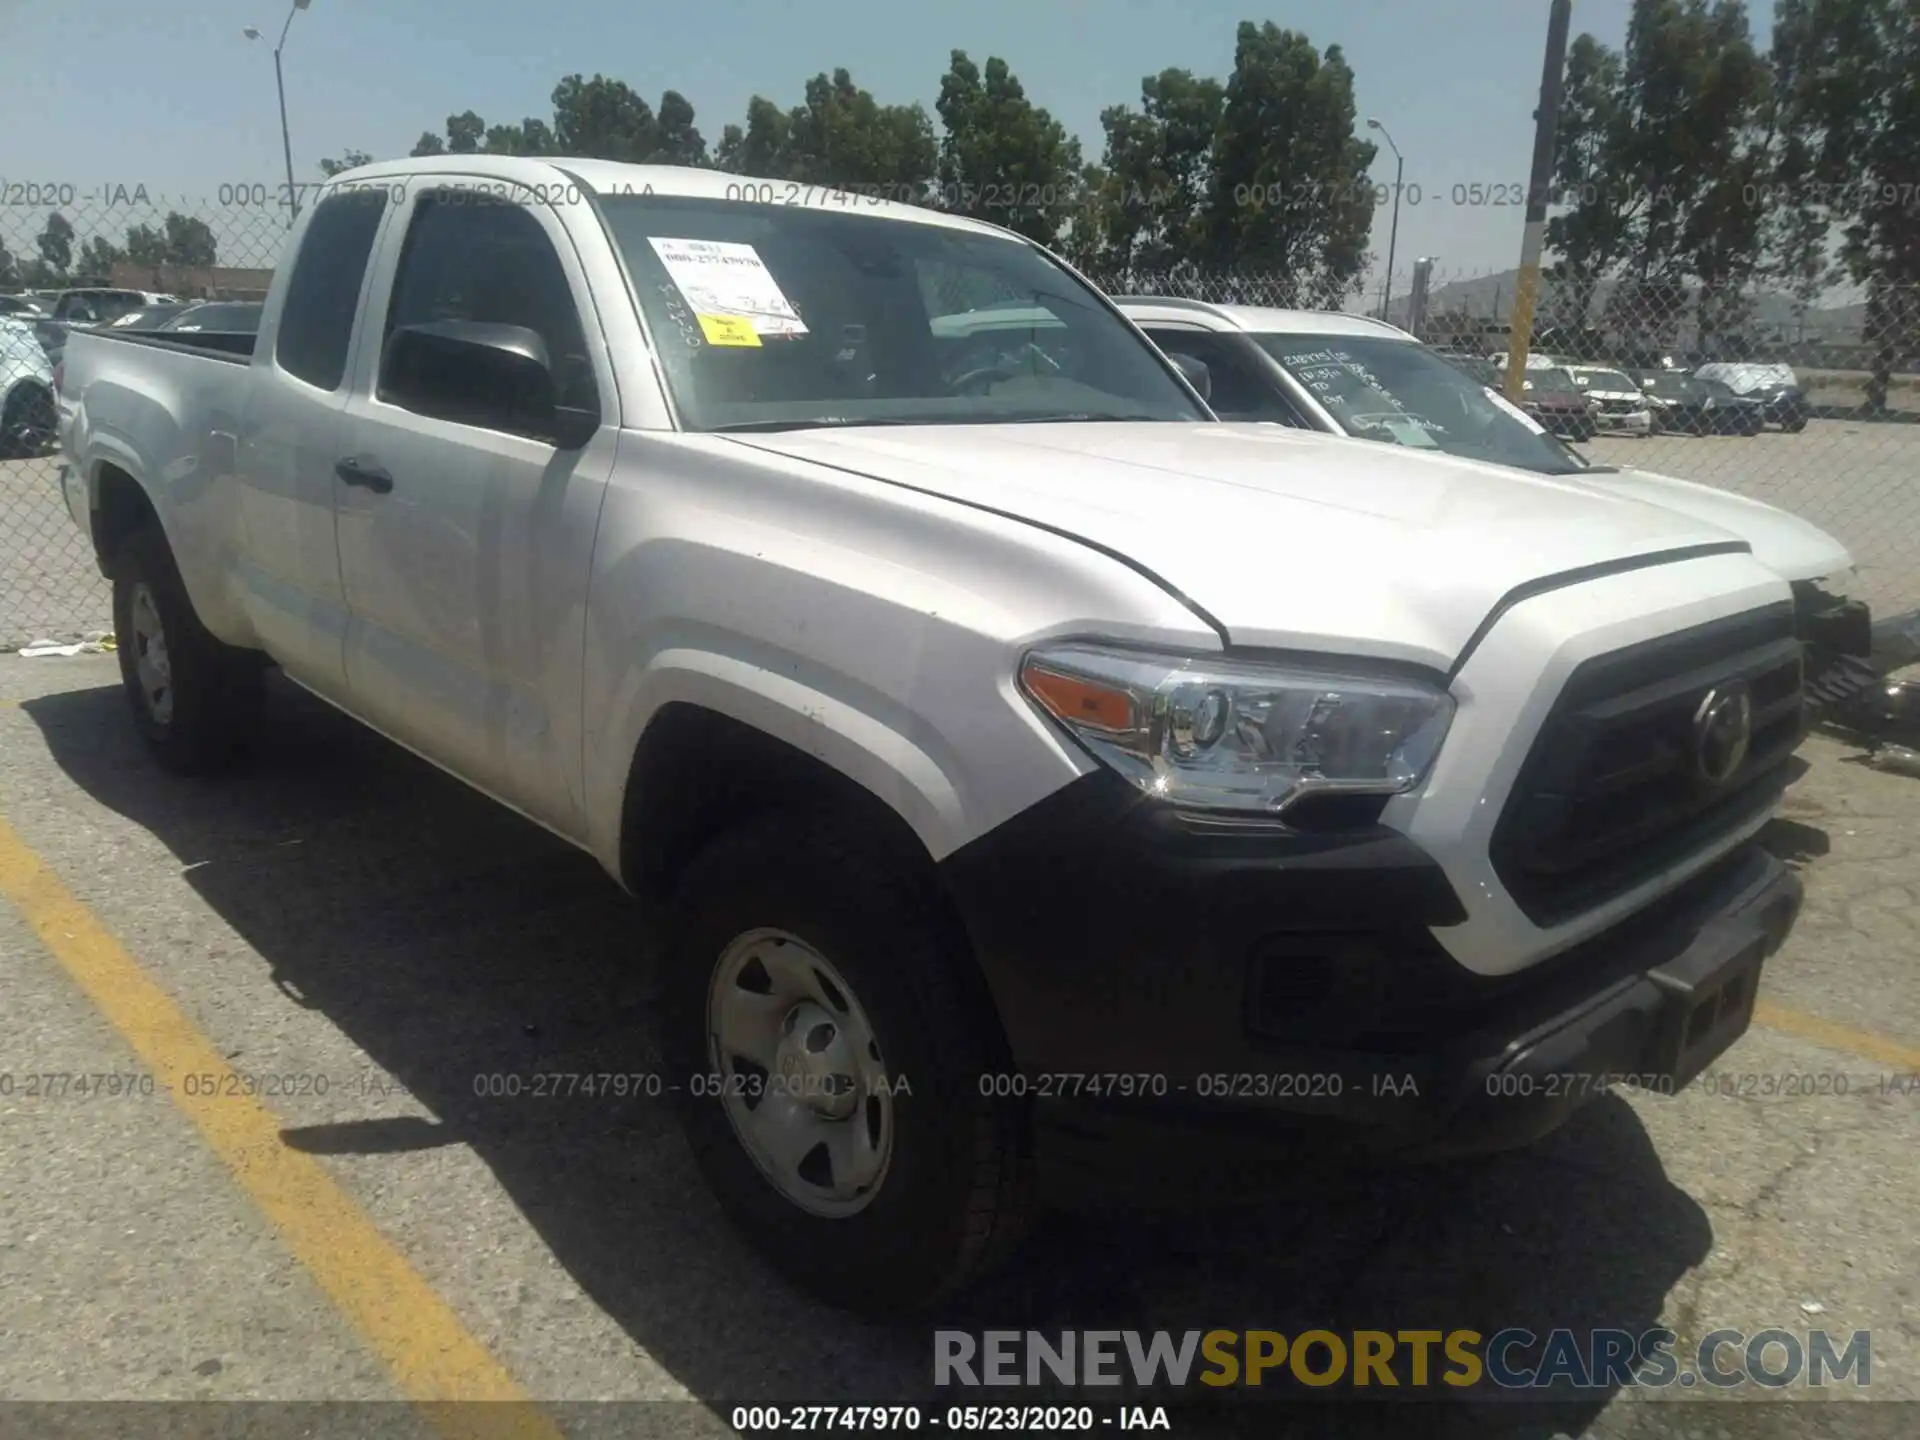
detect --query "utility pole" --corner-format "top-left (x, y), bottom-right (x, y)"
top-left (245, 0), bottom-right (313, 231)
top-left (1502, 0), bottom-right (1571, 401)
top-left (1367, 118), bottom-right (1404, 323)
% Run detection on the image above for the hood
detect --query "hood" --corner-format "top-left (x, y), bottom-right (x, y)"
top-left (1699, 363), bottom-right (1799, 394)
top-left (1595, 468), bottom-right (1850, 586)
top-left (721, 422), bottom-right (1753, 670)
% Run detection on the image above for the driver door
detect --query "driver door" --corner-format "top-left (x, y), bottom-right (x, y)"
top-left (332, 183), bottom-right (618, 837)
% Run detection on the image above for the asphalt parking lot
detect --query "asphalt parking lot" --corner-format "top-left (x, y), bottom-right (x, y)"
top-left (2, 654), bottom-right (1918, 1439)
top-left (1584, 419), bottom-right (1920, 618)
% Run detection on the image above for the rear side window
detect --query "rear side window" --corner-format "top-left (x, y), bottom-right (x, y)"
top-left (275, 192), bottom-right (388, 390)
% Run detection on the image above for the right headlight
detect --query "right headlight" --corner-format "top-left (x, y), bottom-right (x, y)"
top-left (1019, 643), bottom-right (1455, 815)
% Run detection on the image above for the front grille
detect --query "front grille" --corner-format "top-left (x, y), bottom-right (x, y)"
top-left (1598, 398), bottom-right (1640, 414)
top-left (1489, 603), bottom-right (1806, 927)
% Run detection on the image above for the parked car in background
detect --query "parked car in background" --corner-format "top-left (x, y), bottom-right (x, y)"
top-left (1114, 298), bottom-right (1867, 682)
top-left (1449, 355), bottom-right (1597, 441)
top-left (106, 303), bottom-right (198, 332)
top-left (0, 294), bottom-right (50, 319)
top-left (1517, 366), bottom-right (1599, 441)
top-left (1566, 365), bottom-right (1652, 435)
top-left (1631, 370), bottom-right (1765, 436)
top-left (0, 316), bottom-right (56, 457)
top-left (36, 287), bottom-right (180, 364)
top-left (156, 300), bottom-right (266, 333)
top-left (1693, 362), bottom-right (1809, 432)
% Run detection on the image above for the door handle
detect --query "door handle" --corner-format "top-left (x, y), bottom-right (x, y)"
top-left (334, 457), bottom-right (393, 493)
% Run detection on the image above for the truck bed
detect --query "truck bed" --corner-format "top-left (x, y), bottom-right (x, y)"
top-left (83, 327), bottom-right (256, 362)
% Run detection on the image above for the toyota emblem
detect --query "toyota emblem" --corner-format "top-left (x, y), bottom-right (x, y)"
top-left (1692, 682), bottom-right (1753, 785)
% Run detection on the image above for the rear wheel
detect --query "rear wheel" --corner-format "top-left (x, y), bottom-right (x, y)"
top-left (663, 811), bottom-right (1036, 1313)
top-left (112, 524), bottom-right (264, 775)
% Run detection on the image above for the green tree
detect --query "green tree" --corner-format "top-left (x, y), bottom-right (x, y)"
top-left (1616, 0), bottom-right (1770, 344)
top-left (935, 51), bottom-right (1083, 245)
top-left (318, 148), bottom-right (375, 178)
top-left (1197, 22), bottom-right (1375, 307)
top-left (125, 223), bottom-right (168, 266)
top-left (0, 240), bottom-right (19, 290)
top-left (1547, 3), bottom-right (1771, 348)
top-left (1078, 68), bottom-right (1225, 275)
top-left (163, 212), bottom-right (218, 267)
top-left (36, 213), bottom-right (76, 279)
top-left (482, 119), bottom-right (556, 155)
top-left (550, 74), bottom-right (659, 160)
top-left (655, 90), bottom-right (708, 166)
top-left (410, 131), bottom-right (447, 157)
top-left (1545, 34), bottom-right (1630, 328)
top-left (446, 111), bottom-right (487, 154)
top-left (716, 96), bottom-right (791, 176)
top-left (76, 235), bottom-right (125, 279)
top-left (1769, 0), bottom-right (1920, 412)
top-left (783, 69), bottom-right (936, 194)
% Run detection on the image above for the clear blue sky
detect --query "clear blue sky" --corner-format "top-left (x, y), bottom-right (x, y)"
top-left (0, 0), bottom-right (1779, 287)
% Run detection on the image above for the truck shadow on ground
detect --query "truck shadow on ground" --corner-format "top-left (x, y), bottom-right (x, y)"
top-left (25, 677), bottom-right (1730, 1439)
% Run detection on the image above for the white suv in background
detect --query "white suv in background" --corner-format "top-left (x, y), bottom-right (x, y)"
top-left (1113, 297), bottom-right (1868, 675)
top-left (1565, 365), bottom-right (1654, 436)
top-left (0, 316), bottom-right (56, 457)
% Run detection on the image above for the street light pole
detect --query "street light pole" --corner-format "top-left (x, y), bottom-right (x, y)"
top-left (1368, 118), bottom-right (1404, 323)
top-left (246, 0), bottom-right (312, 230)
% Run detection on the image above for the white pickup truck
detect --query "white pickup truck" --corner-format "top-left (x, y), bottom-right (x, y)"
top-left (58, 156), bottom-right (1808, 1315)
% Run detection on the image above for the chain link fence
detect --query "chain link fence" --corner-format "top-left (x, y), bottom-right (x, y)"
top-left (4, 196), bottom-right (1918, 647)
top-left (1, 193), bottom-right (294, 647)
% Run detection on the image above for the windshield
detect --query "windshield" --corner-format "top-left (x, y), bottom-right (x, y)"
top-left (1574, 369), bottom-right (1638, 392)
top-left (594, 195), bottom-right (1207, 432)
top-left (1524, 366), bottom-right (1583, 396)
top-left (1252, 333), bottom-right (1591, 476)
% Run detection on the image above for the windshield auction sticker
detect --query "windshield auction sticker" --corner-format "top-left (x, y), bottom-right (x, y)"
top-left (647, 237), bottom-right (808, 346)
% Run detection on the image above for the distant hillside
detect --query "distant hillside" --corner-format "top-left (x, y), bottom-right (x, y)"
top-left (1383, 267), bottom-right (1868, 343)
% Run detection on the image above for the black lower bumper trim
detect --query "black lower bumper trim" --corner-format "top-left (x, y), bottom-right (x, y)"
top-left (941, 770), bottom-right (1802, 1164)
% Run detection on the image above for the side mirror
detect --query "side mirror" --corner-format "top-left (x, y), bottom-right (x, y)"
top-left (381, 320), bottom-right (598, 448)
top-left (1168, 351), bottom-right (1212, 404)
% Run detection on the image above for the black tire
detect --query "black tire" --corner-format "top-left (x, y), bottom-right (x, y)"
top-left (0, 382), bottom-right (55, 458)
top-left (111, 523), bottom-right (264, 775)
top-left (663, 811), bottom-right (1036, 1314)
top-left (1785, 415), bottom-right (1808, 434)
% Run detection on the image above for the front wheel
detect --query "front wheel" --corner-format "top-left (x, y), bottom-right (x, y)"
top-left (112, 524), bottom-right (264, 775)
top-left (663, 812), bottom-right (1035, 1314)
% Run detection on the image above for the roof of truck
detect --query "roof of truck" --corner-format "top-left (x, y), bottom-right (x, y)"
top-left (1111, 296), bottom-right (1419, 341)
top-left (321, 155), bottom-right (1019, 242)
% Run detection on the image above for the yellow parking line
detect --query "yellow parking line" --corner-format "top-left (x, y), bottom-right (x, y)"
top-left (0, 817), bottom-right (563, 1440)
top-left (1754, 998), bottom-right (1920, 1073)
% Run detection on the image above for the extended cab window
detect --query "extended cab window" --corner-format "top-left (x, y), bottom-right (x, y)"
top-left (379, 193), bottom-right (598, 425)
top-left (276, 192), bottom-right (388, 390)
top-left (593, 194), bottom-right (1205, 432)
